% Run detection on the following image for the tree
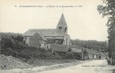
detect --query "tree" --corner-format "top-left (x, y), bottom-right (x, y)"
top-left (0, 37), bottom-right (13, 49)
top-left (97, 0), bottom-right (115, 65)
top-left (71, 39), bottom-right (107, 51)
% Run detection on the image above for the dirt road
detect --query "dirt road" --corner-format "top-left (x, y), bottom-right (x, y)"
top-left (38, 60), bottom-right (114, 73)
top-left (0, 60), bottom-right (115, 73)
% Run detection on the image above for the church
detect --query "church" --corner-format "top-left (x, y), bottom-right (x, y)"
top-left (23, 14), bottom-right (71, 49)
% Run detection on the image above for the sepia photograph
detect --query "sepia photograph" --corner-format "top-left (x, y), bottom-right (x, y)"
top-left (0, 0), bottom-right (115, 73)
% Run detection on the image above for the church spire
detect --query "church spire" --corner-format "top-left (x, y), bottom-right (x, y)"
top-left (56, 13), bottom-right (68, 33)
top-left (57, 13), bottom-right (67, 27)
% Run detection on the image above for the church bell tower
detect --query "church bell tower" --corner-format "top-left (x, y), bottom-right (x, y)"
top-left (56, 13), bottom-right (68, 34)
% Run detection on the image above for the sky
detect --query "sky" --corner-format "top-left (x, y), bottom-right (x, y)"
top-left (0, 0), bottom-right (108, 41)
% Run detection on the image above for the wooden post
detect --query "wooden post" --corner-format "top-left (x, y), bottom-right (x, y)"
top-left (82, 48), bottom-right (84, 60)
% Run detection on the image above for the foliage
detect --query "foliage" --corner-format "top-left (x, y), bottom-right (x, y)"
top-left (97, 0), bottom-right (115, 64)
top-left (0, 33), bottom-right (81, 61)
top-left (54, 52), bottom-right (81, 60)
top-left (71, 39), bottom-right (107, 51)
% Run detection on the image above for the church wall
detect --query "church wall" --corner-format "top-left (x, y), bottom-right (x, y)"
top-left (46, 37), bottom-right (64, 45)
top-left (29, 36), bottom-right (41, 48)
top-left (63, 35), bottom-right (70, 45)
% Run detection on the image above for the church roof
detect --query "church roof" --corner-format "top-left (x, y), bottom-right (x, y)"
top-left (23, 29), bottom-right (64, 37)
top-left (32, 32), bottom-right (47, 41)
top-left (23, 13), bottom-right (68, 37)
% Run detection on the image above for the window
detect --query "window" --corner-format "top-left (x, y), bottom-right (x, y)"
top-left (59, 26), bottom-right (62, 29)
top-left (65, 27), bottom-right (67, 32)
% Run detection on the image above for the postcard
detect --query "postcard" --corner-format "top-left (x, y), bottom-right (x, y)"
top-left (0, 0), bottom-right (114, 73)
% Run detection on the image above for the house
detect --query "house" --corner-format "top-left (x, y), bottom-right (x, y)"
top-left (99, 52), bottom-right (108, 59)
top-left (85, 48), bottom-right (108, 60)
top-left (70, 45), bottom-right (106, 60)
top-left (23, 14), bottom-right (70, 49)
top-left (50, 44), bottom-right (70, 53)
top-left (85, 48), bottom-right (100, 60)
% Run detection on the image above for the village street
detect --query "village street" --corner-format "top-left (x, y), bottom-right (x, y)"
top-left (1, 60), bottom-right (115, 73)
top-left (38, 60), bottom-right (114, 73)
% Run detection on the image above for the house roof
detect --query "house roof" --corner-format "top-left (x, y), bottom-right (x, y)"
top-left (70, 45), bottom-right (101, 55)
top-left (70, 45), bottom-right (83, 53)
top-left (71, 48), bottom-right (82, 53)
top-left (85, 48), bottom-right (100, 55)
top-left (23, 29), bottom-right (64, 37)
top-left (99, 52), bottom-right (108, 57)
top-left (86, 49), bottom-right (107, 56)
top-left (51, 44), bottom-right (69, 52)
top-left (70, 45), bottom-right (83, 49)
